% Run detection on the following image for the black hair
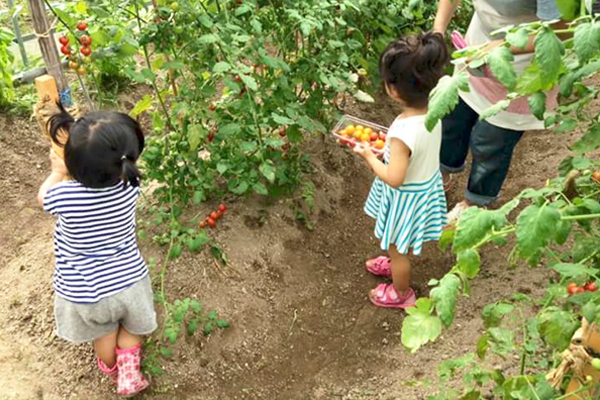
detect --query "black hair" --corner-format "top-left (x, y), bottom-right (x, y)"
top-left (47, 102), bottom-right (145, 189)
top-left (379, 32), bottom-right (449, 108)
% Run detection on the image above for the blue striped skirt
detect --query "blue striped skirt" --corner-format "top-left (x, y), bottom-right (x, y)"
top-left (364, 171), bottom-right (448, 255)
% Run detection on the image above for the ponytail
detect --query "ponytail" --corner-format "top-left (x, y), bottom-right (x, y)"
top-left (47, 101), bottom-right (75, 147)
top-left (121, 156), bottom-right (142, 188)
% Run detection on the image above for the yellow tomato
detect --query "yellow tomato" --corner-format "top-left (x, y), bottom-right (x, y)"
top-left (346, 125), bottom-right (356, 134)
top-left (339, 128), bottom-right (348, 136)
top-left (364, 127), bottom-right (373, 135)
top-left (361, 133), bottom-right (370, 142)
top-left (356, 125), bottom-right (364, 131)
top-left (374, 139), bottom-right (385, 149)
top-left (353, 130), bottom-right (363, 139)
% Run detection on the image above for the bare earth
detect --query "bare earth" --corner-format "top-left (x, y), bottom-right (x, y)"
top-left (0, 92), bottom-right (577, 399)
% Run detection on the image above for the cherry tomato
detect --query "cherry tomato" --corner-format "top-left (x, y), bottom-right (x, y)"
top-left (370, 132), bottom-right (379, 141)
top-left (59, 36), bottom-right (69, 45)
top-left (279, 127), bottom-right (287, 137)
top-left (218, 204), bottom-right (227, 213)
top-left (347, 140), bottom-right (356, 148)
top-left (77, 66), bottom-right (87, 75)
top-left (170, 1), bottom-right (180, 12)
top-left (567, 282), bottom-right (578, 295)
top-left (374, 139), bottom-right (385, 149)
top-left (68, 61), bottom-right (79, 70)
top-left (208, 132), bottom-right (215, 142)
top-left (207, 217), bottom-right (216, 228)
top-left (210, 211), bottom-right (219, 220)
top-left (60, 46), bottom-right (71, 55)
top-left (235, 75), bottom-right (242, 83)
top-left (379, 132), bottom-right (387, 141)
top-left (79, 35), bottom-right (92, 46)
top-left (592, 171), bottom-right (600, 184)
top-left (592, 358), bottom-right (600, 371)
top-left (282, 143), bottom-right (290, 151)
top-left (77, 21), bottom-right (88, 31)
top-left (199, 220), bottom-right (208, 228)
top-left (577, 287), bottom-right (586, 294)
top-left (80, 46), bottom-right (92, 57)
top-left (586, 282), bottom-right (598, 292)
top-left (209, 104), bottom-right (216, 111)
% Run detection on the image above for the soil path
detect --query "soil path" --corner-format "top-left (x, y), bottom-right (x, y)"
top-left (0, 96), bottom-right (575, 399)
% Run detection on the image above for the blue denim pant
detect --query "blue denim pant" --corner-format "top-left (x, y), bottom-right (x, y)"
top-left (440, 99), bottom-right (524, 206)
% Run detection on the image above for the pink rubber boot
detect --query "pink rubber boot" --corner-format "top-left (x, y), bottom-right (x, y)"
top-left (97, 358), bottom-right (118, 384)
top-left (116, 344), bottom-right (150, 397)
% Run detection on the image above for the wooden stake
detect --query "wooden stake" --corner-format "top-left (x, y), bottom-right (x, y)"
top-left (27, 0), bottom-right (69, 93)
top-left (33, 74), bottom-right (66, 159)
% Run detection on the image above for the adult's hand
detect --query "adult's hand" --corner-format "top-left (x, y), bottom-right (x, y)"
top-left (433, 0), bottom-right (462, 36)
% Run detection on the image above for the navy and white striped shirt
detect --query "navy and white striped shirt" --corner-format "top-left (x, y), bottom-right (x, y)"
top-left (44, 180), bottom-right (148, 303)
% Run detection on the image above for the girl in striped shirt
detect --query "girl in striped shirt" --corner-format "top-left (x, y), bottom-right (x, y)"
top-left (37, 104), bottom-right (156, 396)
top-left (354, 32), bottom-right (449, 309)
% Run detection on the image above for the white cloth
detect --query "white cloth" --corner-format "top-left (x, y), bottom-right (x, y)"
top-left (384, 115), bottom-right (442, 184)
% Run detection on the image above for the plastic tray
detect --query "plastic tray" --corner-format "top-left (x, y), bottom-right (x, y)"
top-left (332, 115), bottom-right (388, 155)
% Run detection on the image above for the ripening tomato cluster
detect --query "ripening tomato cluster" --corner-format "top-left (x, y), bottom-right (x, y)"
top-left (59, 21), bottom-right (93, 75)
top-left (567, 281), bottom-right (597, 295)
top-left (336, 124), bottom-right (386, 151)
top-left (199, 204), bottom-right (227, 229)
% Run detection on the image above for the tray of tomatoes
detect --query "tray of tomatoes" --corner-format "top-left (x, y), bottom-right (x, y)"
top-left (333, 115), bottom-right (387, 155)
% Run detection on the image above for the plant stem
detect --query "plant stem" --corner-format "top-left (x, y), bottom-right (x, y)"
top-left (562, 213), bottom-right (600, 221)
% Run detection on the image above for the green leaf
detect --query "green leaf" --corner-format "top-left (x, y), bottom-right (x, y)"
top-left (516, 204), bottom-right (561, 264)
top-left (235, 3), bottom-right (252, 15)
top-left (456, 249), bottom-right (481, 279)
top-left (161, 61), bottom-right (185, 70)
top-left (537, 307), bottom-right (579, 350)
top-left (219, 123), bottom-right (240, 136)
top-left (574, 22), bottom-right (600, 64)
top-left (168, 243), bottom-right (182, 260)
top-left (401, 298), bottom-right (442, 352)
top-left (425, 73), bottom-right (470, 132)
top-left (354, 90), bottom-right (375, 103)
top-left (216, 162), bottom-right (228, 174)
top-left (164, 327), bottom-right (179, 344)
top-left (430, 274), bottom-right (461, 327)
top-left (240, 74), bottom-right (258, 91)
top-left (203, 321), bottom-right (214, 336)
top-left (516, 62), bottom-right (545, 94)
top-left (259, 162), bottom-right (276, 183)
top-left (528, 91), bottom-right (546, 120)
top-left (505, 28), bottom-right (529, 49)
top-left (231, 181), bottom-right (249, 195)
top-left (272, 113), bottom-right (295, 125)
top-left (130, 94), bottom-right (153, 117)
top-left (571, 123), bottom-right (600, 154)
top-left (190, 299), bottom-right (202, 314)
top-left (187, 320), bottom-right (198, 336)
top-left (439, 227), bottom-right (455, 251)
top-left (159, 347), bottom-right (173, 358)
top-left (582, 301), bottom-right (598, 325)
top-left (438, 353), bottom-right (475, 382)
top-left (487, 46), bottom-right (516, 90)
top-left (557, 0), bottom-right (580, 20)
top-left (199, 34), bottom-right (219, 44)
top-left (487, 327), bottom-right (514, 357)
top-left (482, 302), bottom-right (515, 329)
top-left (188, 124), bottom-right (204, 151)
top-left (193, 190), bottom-right (205, 205)
top-left (476, 334), bottom-right (489, 359)
top-left (216, 319), bottom-right (229, 328)
top-left (552, 263), bottom-right (596, 280)
top-left (119, 42), bottom-right (139, 56)
top-left (554, 220), bottom-right (572, 245)
top-left (534, 27), bottom-right (564, 86)
top-left (479, 100), bottom-right (510, 120)
top-left (454, 207), bottom-right (508, 253)
top-left (207, 310), bottom-right (218, 320)
top-left (254, 182), bottom-right (268, 195)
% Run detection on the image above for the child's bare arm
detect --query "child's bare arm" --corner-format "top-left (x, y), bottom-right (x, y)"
top-left (37, 150), bottom-right (68, 207)
top-left (354, 139), bottom-right (410, 188)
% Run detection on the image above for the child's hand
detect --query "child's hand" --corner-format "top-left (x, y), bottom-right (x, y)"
top-left (353, 142), bottom-right (376, 160)
top-left (50, 150), bottom-right (68, 176)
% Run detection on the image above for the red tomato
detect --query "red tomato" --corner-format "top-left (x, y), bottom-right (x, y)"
top-left (347, 140), bottom-right (356, 148)
top-left (567, 283), bottom-right (578, 295)
top-left (279, 127), bottom-right (287, 137)
top-left (208, 132), bottom-right (215, 142)
top-left (586, 282), bottom-right (598, 292)
top-left (379, 132), bottom-right (387, 141)
top-left (79, 35), bottom-right (92, 46)
top-left (199, 220), bottom-right (208, 228)
top-left (80, 46), bottom-right (92, 57)
top-left (282, 143), bottom-right (290, 151)
top-left (207, 218), bottom-right (216, 228)
top-left (370, 132), bottom-right (379, 141)
top-left (209, 104), bottom-right (216, 111)
top-left (592, 172), bottom-right (600, 184)
top-left (77, 21), bottom-right (88, 31)
top-left (59, 36), bottom-right (70, 45)
top-left (60, 46), bottom-right (71, 55)
top-left (577, 287), bottom-right (586, 294)
top-left (211, 211), bottom-right (219, 220)
top-left (218, 204), bottom-right (226, 213)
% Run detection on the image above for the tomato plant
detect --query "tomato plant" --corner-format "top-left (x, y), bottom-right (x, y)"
top-left (403, 4), bottom-right (600, 399)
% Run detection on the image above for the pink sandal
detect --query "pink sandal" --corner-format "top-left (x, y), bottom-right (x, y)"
top-left (369, 283), bottom-right (416, 309)
top-left (365, 256), bottom-right (391, 277)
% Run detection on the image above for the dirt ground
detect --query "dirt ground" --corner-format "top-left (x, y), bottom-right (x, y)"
top-left (0, 90), bottom-right (580, 399)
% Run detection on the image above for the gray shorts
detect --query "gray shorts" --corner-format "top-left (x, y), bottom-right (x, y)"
top-left (54, 275), bottom-right (158, 344)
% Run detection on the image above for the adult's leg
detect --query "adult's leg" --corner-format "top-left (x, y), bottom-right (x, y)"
top-left (440, 98), bottom-right (480, 176)
top-left (466, 119), bottom-right (524, 206)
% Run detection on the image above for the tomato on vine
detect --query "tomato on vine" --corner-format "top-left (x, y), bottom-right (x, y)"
top-left (592, 171), bottom-right (600, 184)
top-left (77, 21), bottom-right (88, 31)
top-left (170, 2), bottom-right (180, 12)
top-left (210, 211), bottom-right (219, 221)
top-left (207, 218), bottom-right (216, 228)
top-left (218, 204), bottom-right (226, 213)
top-left (68, 61), bottom-right (79, 70)
top-left (60, 46), bottom-right (71, 55)
top-left (279, 127), bottom-right (287, 137)
top-left (567, 282), bottom-right (578, 295)
top-left (79, 35), bottom-right (92, 46)
top-left (592, 358), bottom-right (600, 371)
top-left (59, 36), bottom-right (69, 45)
top-left (585, 282), bottom-right (598, 292)
top-left (80, 47), bottom-right (92, 57)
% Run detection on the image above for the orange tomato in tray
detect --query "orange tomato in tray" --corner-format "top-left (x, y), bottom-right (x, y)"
top-left (346, 125), bottom-right (356, 134)
top-left (356, 125), bottom-right (364, 131)
top-left (360, 133), bottom-right (370, 142)
top-left (353, 130), bottom-right (363, 139)
top-left (374, 139), bottom-right (385, 149)
top-left (364, 127), bottom-right (373, 136)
